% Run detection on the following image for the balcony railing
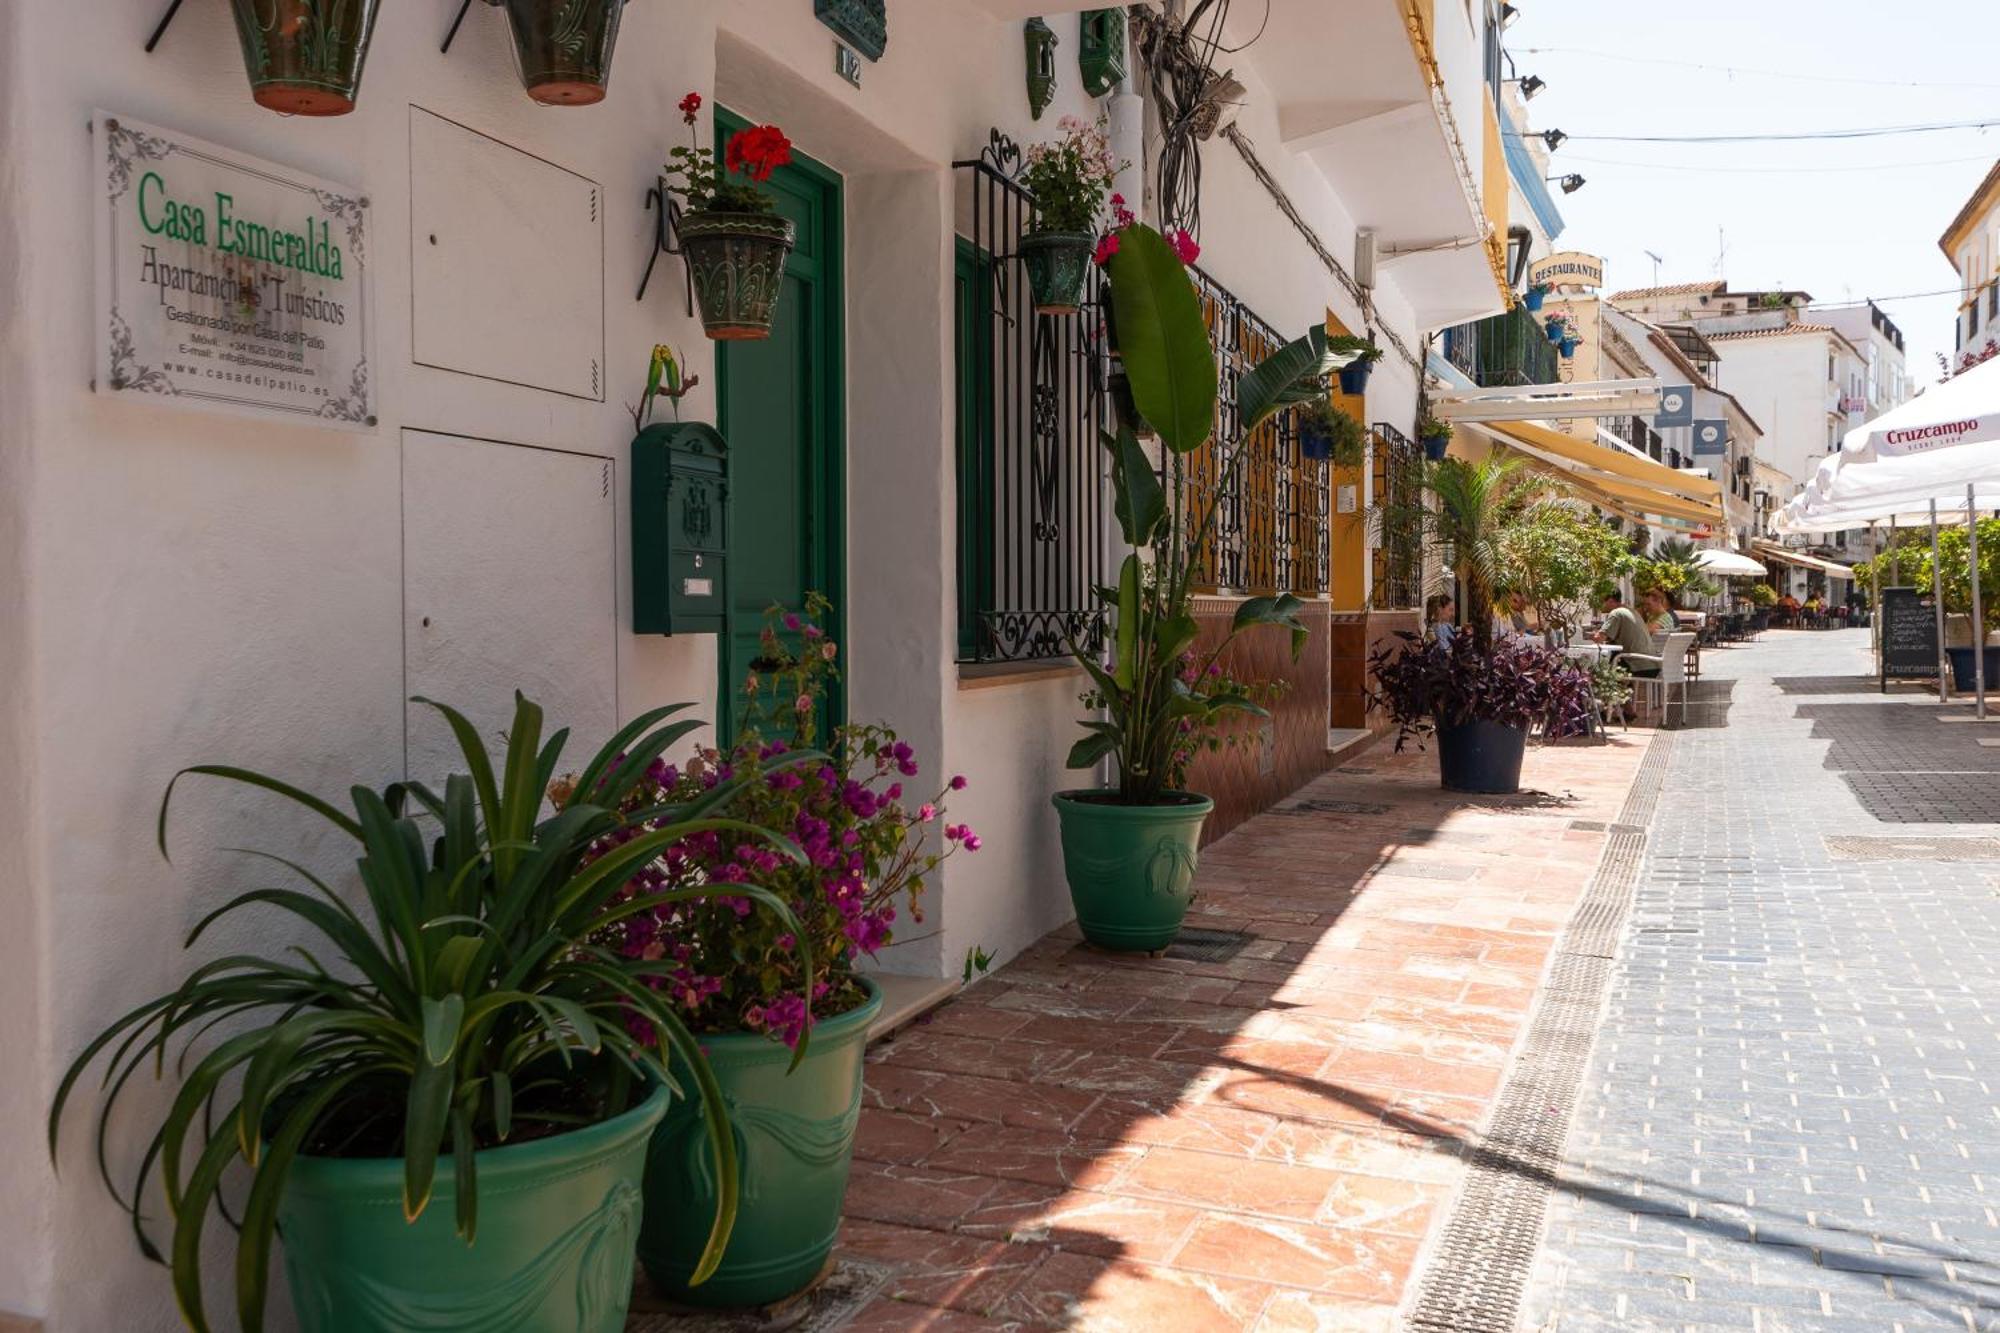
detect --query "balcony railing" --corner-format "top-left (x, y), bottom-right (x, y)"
top-left (1440, 304), bottom-right (1560, 387)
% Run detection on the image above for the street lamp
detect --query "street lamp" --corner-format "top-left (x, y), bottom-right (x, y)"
top-left (1517, 74), bottom-right (1546, 99)
top-left (1541, 128), bottom-right (1567, 151)
top-left (1547, 173), bottom-right (1586, 194)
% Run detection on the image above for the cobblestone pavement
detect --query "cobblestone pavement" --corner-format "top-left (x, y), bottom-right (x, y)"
top-left (1523, 629), bottom-right (2000, 1333)
top-left (823, 724), bottom-right (1653, 1330)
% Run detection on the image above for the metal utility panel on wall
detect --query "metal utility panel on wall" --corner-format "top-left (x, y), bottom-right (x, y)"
top-left (409, 108), bottom-right (605, 401)
top-left (401, 430), bottom-right (618, 784)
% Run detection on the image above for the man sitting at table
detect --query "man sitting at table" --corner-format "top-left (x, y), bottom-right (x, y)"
top-left (1592, 591), bottom-right (1661, 678)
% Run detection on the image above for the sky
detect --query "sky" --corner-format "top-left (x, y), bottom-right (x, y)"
top-left (1507, 0), bottom-right (1999, 384)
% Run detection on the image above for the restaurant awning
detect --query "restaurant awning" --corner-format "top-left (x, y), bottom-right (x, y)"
top-left (1466, 419), bottom-right (1728, 525)
top-left (1751, 541), bottom-right (1855, 580)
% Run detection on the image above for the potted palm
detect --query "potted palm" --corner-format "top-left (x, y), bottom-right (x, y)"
top-left (51, 693), bottom-right (808, 1333)
top-left (1019, 116), bottom-right (1121, 315)
top-left (229, 0), bottom-right (382, 115)
top-left (665, 93), bottom-right (797, 341)
top-left (609, 598), bottom-right (979, 1306)
top-left (1055, 223), bottom-right (1354, 952)
top-left (1369, 455), bottom-right (1594, 792)
top-left (1297, 397), bottom-right (1368, 465)
top-left (502, 0), bottom-right (629, 105)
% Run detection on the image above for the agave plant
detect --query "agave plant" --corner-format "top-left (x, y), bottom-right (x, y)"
top-left (49, 693), bottom-right (812, 1333)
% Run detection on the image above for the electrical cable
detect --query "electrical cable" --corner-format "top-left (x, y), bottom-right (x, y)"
top-left (1533, 117), bottom-right (2000, 144)
top-left (1512, 47), bottom-right (2000, 92)
top-left (1556, 151), bottom-right (1998, 175)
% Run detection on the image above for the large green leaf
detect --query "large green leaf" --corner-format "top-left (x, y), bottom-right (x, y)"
top-left (1109, 426), bottom-right (1164, 547)
top-left (1113, 555), bottom-right (1141, 691)
top-left (1237, 327), bottom-right (1364, 437)
top-left (1106, 226), bottom-right (1217, 455)
top-left (1231, 592), bottom-right (1311, 660)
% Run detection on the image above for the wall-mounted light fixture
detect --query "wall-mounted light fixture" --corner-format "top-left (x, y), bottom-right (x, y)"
top-left (1500, 4), bottom-right (1520, 27)
top-left (1517, 74), bottom-right (1546, 99)
top-left (1541, 128), bottom-right (1567, 151)
top-left (1547, 173), bottom-right (1585, 194)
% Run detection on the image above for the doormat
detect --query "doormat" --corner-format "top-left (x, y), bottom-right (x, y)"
top-left (626, 1258), bottom-right (896, 1332)
top-left (1163, 927), bottom-right (1256, 964)
top-left (1824, 835), bottom-right (2000, 861)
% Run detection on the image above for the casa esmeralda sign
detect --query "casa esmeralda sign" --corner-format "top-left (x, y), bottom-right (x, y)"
top-left (94, 111), bottom-right (374, 430)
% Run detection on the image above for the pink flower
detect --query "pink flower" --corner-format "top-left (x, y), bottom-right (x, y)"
top-left (917, 803), bottom-right (936, 821)
top-left (822, 642), bottom-right (838, 661)
top-left (795, 693), bottom-right (813, 713)
top-left (1110, 193), bottom-right (1135, 228)
top-left (1169, 228), bottom-right (1200, 265)
top-left (963, 833), bottom-right (982, 852)
top-left (783, 612), bottom-right (802, 630)
top-left (1093, 233), bottom-right (1120, 266)
top-left (949, 774), bottom-right (967, 790)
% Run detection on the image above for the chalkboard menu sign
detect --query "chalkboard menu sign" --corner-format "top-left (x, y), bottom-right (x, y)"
top-left (1880, 586), bottom-right (1939, 688)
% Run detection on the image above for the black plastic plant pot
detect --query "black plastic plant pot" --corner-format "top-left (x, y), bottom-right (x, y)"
top-left (503, 0), bottom-right (628, 106)
top-left (1337, 358), bottom-right (1376, 396)
top-left (230, 0), bottom-right (382, 116)
top-left (1435, 719), bottom-right (1527, 794)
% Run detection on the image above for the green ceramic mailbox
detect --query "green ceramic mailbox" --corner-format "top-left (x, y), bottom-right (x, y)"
top-left (632, 422), bottom-right (728, 635)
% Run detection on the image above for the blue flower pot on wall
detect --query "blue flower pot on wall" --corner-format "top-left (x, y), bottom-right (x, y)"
top-left (1338, 358), bottom-right (1376, 395)
top-left (1421, 430), bottom-right (1450, 461)
top-left (1545, 322), bottom-right (1565, 344)
top-left (1523, 287), bottom-right (1547, 312)
top-left (1299, 422), bottom-right (1335, 461)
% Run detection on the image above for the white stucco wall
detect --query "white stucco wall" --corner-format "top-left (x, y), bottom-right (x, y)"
top-left (2, 3), bottom-right (1482, 1325)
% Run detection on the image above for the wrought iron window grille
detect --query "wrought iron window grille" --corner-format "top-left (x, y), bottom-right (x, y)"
top-left (951, 131), bottom-right (1111, 665)
top-left (1370, 423), bottom-right (1423, 611)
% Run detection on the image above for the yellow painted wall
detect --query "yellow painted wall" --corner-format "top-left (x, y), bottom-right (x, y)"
top-left (1327, 310), bottom-right (1369, 611)
top-left (1481, 102), bottom-right (1512, 304)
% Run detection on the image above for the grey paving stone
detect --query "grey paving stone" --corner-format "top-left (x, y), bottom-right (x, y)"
top-left (1518, 630), bottom-right (2000, 1332)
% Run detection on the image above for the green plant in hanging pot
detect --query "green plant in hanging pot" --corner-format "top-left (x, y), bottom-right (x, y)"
top-left (591, 597), bottom-right (981, 1307)
top-left (1297, 397), bottom-right (1368, 467)
top-left (50, 693), bottom-right (811, 1333)
top-left (1056, 224), bottom-right (1352, 952)
top-left (1018, 115), bottom-right (1122, 316)
top-left (228, 0), bottom-right (383, 116)
top-left (1417, 412), bottom-right (1453, 461)
top-left (1333, 335), bottom-right (1383, 394)
top-left (502, 0), bottom-right (630, 105)
top-left (666, 93), bottom-right (797, 341)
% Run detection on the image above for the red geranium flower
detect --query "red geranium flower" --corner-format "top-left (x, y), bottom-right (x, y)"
top-left (725, 125), bottom-right (793, 183)
top-left (678, 91), bottom-right (703, 125)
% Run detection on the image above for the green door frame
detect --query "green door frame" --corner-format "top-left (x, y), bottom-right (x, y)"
top-left (715, 108), bottom-right (846, 741)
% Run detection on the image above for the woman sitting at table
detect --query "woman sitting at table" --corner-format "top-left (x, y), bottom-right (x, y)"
top-left (1425, 591), bottom-right (1458, 647)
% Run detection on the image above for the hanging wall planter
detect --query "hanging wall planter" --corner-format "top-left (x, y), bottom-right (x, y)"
top-left (1559, 337), bottom-right (1579, 359)
top-left (1419, 417), bottom-right (1452, 462)
top-left (1523, 283), bottom-right (1549, 312)
top-left (1337, 356), bottom-right (1376, 396)
top-left (681, 211), bottom-right (796, 340)
top-left (229, 0), bottom-right (382, 116)
top-left (504, 0), bottom-right (628, 106)
top-left (1020, 231), bottom-right (1096, 316)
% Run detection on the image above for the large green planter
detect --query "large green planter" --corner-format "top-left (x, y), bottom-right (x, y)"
top-left (1019, 231), bottom-right (1096, 316)
top-left (229, 0), bottom-right (382, 117)
top-left (277, 1082), bottom-right (669, 1333)
top-left (679, 211), bottom-right (797, 341)
top-left (641, 979), bottom-right (882, 1307)
top-left (503, 0), bottom-right (628, 106)
top-left (1052, 789), bottom-right (1212, 952)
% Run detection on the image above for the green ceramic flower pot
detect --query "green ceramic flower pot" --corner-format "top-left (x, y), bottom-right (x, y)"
top-left (503, 0), bottom-right (628, 106)
top-left (277, 1082), bottom-right (669, 1333)
top-left (1020, 231), bottom-right (1096, 316)
top-left (640, 979), bottom-right (882, 1307)
top-left (679, 211), bottom-right (797, 341)
top-left (1052, 789), bottom-right (1213, 952)
top-left (229, 0), bottom-right (382, 117)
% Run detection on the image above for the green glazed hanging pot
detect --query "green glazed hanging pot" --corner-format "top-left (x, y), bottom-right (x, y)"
top-left (1052, 789), bottom-right (1212, 952)
top-left (277, 1083), bottom-right (670, 1333)
top-left (229, 0), bottom-right (383, 116)
top-left (503, 0), bottom-right (629, 106)
top-left (639, 980), bottom-right (882, 1307)
top-left (1019, 231), bottom-right (1096, 317)
top-left (679, 211), bottom-right (796, 341)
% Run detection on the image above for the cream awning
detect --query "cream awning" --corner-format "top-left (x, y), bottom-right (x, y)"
top-left (1751, 542), bottom-right (1855, 580)
top-left (1467, 420), bottom-right (1728, 526)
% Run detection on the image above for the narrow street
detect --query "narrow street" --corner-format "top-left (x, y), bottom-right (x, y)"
top-left (1524, 628), bottom-right (2000, 1333)
top-left (803, 629), bottom-right (2000, 1331)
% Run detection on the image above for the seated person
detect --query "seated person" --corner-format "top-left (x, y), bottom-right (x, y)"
top-left (1640, 588), bottom-right (1676, 633)
top-left (1492, 590), bottom-right (1535, 638)
top-left (1591, 591), bottom-right (1661, 677)
top-left (1425, 591), bottom-right (1458, 647)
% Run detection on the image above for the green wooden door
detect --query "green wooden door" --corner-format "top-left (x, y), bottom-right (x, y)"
top-left (717, 113), bottom-right (844, 743)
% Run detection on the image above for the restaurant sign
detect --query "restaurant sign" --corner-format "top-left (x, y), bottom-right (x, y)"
top-left (1528, 250), bottom-right (1604, 291)
top-left (93, 112), bottom-right (374, 430)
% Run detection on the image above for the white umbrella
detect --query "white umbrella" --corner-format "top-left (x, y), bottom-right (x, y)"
top-left (1693, 549), bottom-right (1766, 576)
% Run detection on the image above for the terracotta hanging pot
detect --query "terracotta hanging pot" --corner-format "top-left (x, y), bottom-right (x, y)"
top-left (679, 211), bottom-right (796, 340)
top-left (503, 0), bottom-right (628, 106)
top-left (229, 0), bottom-right (383, 116)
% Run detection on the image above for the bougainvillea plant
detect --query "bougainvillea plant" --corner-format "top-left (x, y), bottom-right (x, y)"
top-left (563, 595), bottom-right (978, 1048)
top-left (663, 90), bottom-right (793, 215)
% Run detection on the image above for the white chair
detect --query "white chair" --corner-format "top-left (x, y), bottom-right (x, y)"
top-left (1632, 632), bottom-right (1695, 727)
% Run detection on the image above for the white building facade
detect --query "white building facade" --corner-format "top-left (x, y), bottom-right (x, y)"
top-left (0, 3), bottom-right (1518, 1326)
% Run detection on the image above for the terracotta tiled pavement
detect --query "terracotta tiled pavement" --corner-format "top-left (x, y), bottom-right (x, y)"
top-left (836, 730), bottom-right (1655, 1331)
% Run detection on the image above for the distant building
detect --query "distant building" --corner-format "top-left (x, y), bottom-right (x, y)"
top-left (1942, 159), bottom-right (2000, 374)
top-left (1821, 302), bottom-right (1910, 420)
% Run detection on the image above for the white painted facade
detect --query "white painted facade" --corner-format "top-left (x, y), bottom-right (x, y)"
top-left (0, 2), bottom-right (1510, 1327)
